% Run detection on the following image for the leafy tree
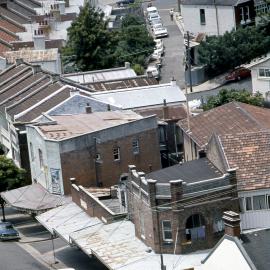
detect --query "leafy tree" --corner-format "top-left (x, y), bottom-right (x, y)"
top-left (114, 15), bottom-right (155, 67)
top-left (198, 25), bottom-right (270, 76)
top-left (62, 2), bottom-right (118, 71)
top-left (203, 89), bottom-right (264, 111)
top-left (0, 156), bottom-right (26, 221)
top-left (132, 63), bottom-right (144, 75)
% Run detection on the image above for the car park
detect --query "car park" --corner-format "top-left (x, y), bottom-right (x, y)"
top-left (225, 67), bottom-right (251, 82)
top-left (0, 222), bottom-right (20, 241)
top-left (153, 26), bottom-right (168, 38)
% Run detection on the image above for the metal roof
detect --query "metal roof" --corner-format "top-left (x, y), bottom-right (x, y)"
top-left (1, 184), bottom-right (65, 213)
top-left (92, 83), bottom-right (186, 109)
top-left (36, 202), bottom-right (100, 243)
top-left (70, 220), bottom-right (153, 270)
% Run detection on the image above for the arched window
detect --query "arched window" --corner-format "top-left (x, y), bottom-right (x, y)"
top-left (185, 214), bottom-right (205, 241)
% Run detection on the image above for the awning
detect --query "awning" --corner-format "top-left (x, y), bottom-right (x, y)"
top-left (70, 220), bottom-right (153, 270)
top-left (1, 184), bottom-right (65, 214)
top-left (36, 202), bottom-right (100, 243)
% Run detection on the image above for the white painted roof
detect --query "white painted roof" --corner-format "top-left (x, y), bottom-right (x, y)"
top-left (36, 202), bottom-right (100, 243)
top-left (64, 67), bottom-right (137, 84)
top-left (91, 83), bottom-right (186, 109)
top-left (70, 220), bottom-right (153, 270)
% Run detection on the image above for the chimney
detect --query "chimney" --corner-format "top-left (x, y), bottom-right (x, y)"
top-left (171, 77), bottom-right (177, 86)
top-left (222, 211), bottom-right (241, 238)
top-left (33, 29), bottom-right (45, 50)
top-left (85, 105), bottom-right (92, 114)
top-left (162, 98), bottom-right (169, 120)
top-left (58, 1), bottom-right (66, 14)
top-left (125, 62), bottom-right (130, 69)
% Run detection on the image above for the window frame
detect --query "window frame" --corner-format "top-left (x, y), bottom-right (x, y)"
top-left (132, 139), bottom-right (139, 155)
top-left (162, 220), bottom-right (173, 242)
top-left (199, 9), bottom-right (206, 25)
top-left (258, 68), bottom-right (270, 78)
top-left (253, 195), bottom-right (267, 210)
top-left (245, 196), bottom-right (253, 211)
top-left (113, 147), bottom-right (120, 161)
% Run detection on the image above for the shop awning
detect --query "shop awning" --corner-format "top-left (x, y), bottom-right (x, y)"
top-left (36, 202), bottom-right (100, 243)
top-left (1, 184), bottom-right (65, 214)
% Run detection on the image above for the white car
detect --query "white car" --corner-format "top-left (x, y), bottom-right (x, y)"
top-left (147, 6), bottom-right (158, 15)
top-left (151, 50), bottom-right (162, 60)
top-left (151, 23), bottom-right (163, 30)
top-left (148, 13), bottom-right (161, 22)
top-left (154, 39), bottom-right (164, 49)
top-left (146, 64), bottom-right (160, 79)
top-left (153, 26), bottom-right (168, 38)
top-left (154, 45), bottom-right (164, 55)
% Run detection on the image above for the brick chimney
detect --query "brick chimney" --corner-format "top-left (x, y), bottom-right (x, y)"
top-left (222, 211), bottom-right (241, 237)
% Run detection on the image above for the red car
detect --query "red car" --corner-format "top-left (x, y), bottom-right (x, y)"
top-left (225, 67), bottom-right (251, 82)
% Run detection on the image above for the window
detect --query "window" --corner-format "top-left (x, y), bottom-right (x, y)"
top-left (30, 142), bottom-right (34, 161)
top-left (132, 139), bottom-right (139, 154)
top-left (140, 211), bottom-right (145, 237)
top-left (186, 214), bottom-right (205, 241)
top-left (259, 68), bottom-right (270, 78)
top-left (162, 220), bottom-right (173, 241)
top-left (200, 9), bottom-right (206, 25)
top-left (253, 195), bottom-right (266, 210)
top-left (246, 197), bottom-right (252, 211)
top-left (113, 147), bottom-right (120, 161)
top-left (38, 149), bottom-right (44, 168)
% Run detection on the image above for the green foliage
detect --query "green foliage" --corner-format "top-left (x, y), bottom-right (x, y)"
top-left (203, 89), bottom-right (264, 111)
top-left (0, 156), bottom-right (26, 193)
top-left (62, 2), bottom-right (118, 71)
top-left (62, 4), bottom-right (154, 72)
top-left (198, 25), bottom-right (270, 76)
top-left (132, 63), bottom-right (144, 75)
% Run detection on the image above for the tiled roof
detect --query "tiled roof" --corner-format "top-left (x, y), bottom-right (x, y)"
top-left (0, 28), bottom-right (18, 42)
top-left (0, 42), bottom-right (11, 57)
top-left (178, 102), bottom-right (270, 147)
top-left (219, 131), bottom-right (270, 191)
top-left (0, 7), bottom-right (28, 24)
top-left (0, 17), bottom-right (25, 33)
top-left (38, 110), bottom-right (143, 140)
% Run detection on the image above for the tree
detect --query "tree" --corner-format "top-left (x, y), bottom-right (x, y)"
top-left (114, 15), bottom-right (155, 67)
top-left (198, 25), bottom-right (270, 76)
top-left (62, 2), bottom-right (118, 71)
top-left (0, 156), bottom-right (26, 221)
top-left (202, 89), bottom-right (264, 111)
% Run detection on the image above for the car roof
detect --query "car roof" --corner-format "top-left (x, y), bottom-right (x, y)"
top-left (147, 6), bottom-right (157, 12)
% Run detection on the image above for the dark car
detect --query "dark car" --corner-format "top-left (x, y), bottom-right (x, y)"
top-left (117, 0), bottom-right (134, 6)
top-left (0, 222), bottom-right (20, 241)
top-left (225, 67), bottom-right (251, 82)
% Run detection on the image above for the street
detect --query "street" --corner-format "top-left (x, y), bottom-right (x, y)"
top-left (0, 207), bottom-right (107, 270)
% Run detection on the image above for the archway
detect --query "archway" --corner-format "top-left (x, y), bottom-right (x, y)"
top-left (185, 214), bottom-right (206, 241)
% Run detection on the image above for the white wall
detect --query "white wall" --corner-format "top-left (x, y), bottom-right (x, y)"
top-left (239, 189), bottom-right (270, 230)
top-left (26, 126), bottom-right (64, 195)
top-left (201, 238), bottom-right (251, 270)
top-left (251, 58), bottom-right (270, 98)
top-left (181, 5), bottom-right (235, 36)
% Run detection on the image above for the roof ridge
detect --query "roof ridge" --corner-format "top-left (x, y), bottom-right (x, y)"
top-left (235, 102), bottom-right (267, 130)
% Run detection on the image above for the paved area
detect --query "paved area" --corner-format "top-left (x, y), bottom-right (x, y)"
top-left (0, 207), bottom-right (107, 270)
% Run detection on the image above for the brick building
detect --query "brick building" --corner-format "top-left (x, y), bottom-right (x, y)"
top-left (26, 110), bottom-right (161, 195)
top-left (126, 156), bottom-right (239, 254)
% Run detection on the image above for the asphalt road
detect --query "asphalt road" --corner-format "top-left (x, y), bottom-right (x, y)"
top-left (0, 207), bottom-right (107, 270)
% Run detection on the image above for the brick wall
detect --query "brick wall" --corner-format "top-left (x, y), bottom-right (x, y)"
top-left (127, 167), bottom-right (239, 254)
top-left (61, 128), bottom-right (161, 194)
top-left (70, 183), bottom-right (125, 223)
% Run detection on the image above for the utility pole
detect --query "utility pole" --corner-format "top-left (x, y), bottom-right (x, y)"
top-left (186, 31), bottom-right (193, 93)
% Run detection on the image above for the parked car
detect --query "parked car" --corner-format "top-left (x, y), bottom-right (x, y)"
top-left (151, 50), bottom-right (162, 60)
top-left (146, 64), bottom-right (160, 79)
top-left (146, 6), bottom-right (158, 15)
top-left (154, 39), bottom-right (164, 49)
top-left (0, 222), bottom-right (20, 241)
top-left (117, 0), bottom-right (134, 6)
top-left (154, 44), bottom-right (164, 55)
top-left (225, 67), bottom-right (251, 82)
top-left (150, 19), bottom-right (163, 28)
top-left (148, 13), bottom-right (161, 22)
top-left (153, 26), bottom-right (168, 38)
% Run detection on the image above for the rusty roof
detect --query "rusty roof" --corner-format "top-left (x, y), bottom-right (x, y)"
top-left (178, 102), bottom-right (270, 147)
top-left (219, 131), bottom-right (270, 191)
top-left (38, 110), bottom-right (143, 140)
top-left (0, 17), bottom-right (25, 33)
top-left (86, 76), bottom-right (158, 91)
